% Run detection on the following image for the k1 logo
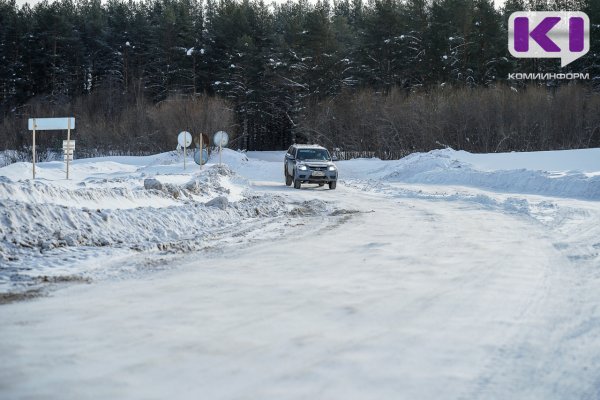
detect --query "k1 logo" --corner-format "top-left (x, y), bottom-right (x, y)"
top-left (508, 12), bottom-right (590, 67)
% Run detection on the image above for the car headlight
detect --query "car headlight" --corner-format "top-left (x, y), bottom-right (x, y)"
top-left (297, 164), bottom-right (308, 171)
top-left (328, 165), bottom-right (337, 171)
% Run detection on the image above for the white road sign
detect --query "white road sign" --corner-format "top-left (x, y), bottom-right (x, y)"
top-left (62, 140), bottom-right (76, 149)
top-left (28, 117), bottom-right (75, 131)
top-left (178, 131), bottom-right (192, 148)
top-left (213, 131), bottom-right (229, 147)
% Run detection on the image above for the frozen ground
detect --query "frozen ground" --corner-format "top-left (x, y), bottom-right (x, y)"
top-left (0, 147), bottom-right (599, 399)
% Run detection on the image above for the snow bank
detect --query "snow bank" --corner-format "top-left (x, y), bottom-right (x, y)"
top-left (0, 155), bottom-right (333, 293)
top-left (0, 163), bottom-right (233, 210)
top-left (0, 188), bottom-right (286, 258)
top-left (0, 178), bottom-right (179, 209)
top-left (451, 148), bottom-right (600, 174)
top-left (340, 148), bottom-right (600, 200)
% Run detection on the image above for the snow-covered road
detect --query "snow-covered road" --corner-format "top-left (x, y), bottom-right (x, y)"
top-left (1, 149), bottom-right (599, 399)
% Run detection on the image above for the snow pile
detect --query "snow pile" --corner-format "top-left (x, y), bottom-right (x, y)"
top-left (0, 163), bottom-right (327, 263)
top-left (371, 149), bottom-right (600, 200)
top-left (0, 177), bottom-right (180, 209)
top-left (0, 162), bottom-right (236, 211)
top-left (0, 156), bottom-right (333, 293)
top-left (0, 190), bottom-right (286, 257)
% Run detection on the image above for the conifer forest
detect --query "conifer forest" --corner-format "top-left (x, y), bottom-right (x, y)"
top-left (1, 0), bottom-right (599, 158)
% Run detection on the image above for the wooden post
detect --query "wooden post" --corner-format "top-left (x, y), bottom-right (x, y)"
top-left (184, 141), bottom-right (187, 170)
top-left (32, 118), bottom-right (36, 180)
top-left (66, 118), bottom-right (71, 180)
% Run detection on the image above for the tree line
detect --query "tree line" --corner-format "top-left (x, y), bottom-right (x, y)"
top-left (0, 0), bottom-right (599, 159)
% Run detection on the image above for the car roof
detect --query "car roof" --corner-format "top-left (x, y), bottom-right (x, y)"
top-left (292, 144), bottom-right (328, 149)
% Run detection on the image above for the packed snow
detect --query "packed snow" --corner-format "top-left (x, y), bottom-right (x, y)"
top-left (0, 147), bottom-right (599, 399)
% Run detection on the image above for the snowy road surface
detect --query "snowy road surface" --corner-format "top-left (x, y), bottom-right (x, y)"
top-left (1, 149), bottom-right (599, 399)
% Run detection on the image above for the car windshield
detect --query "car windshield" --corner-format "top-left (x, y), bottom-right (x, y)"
top-left (296, 149), bottom-right (330, 161)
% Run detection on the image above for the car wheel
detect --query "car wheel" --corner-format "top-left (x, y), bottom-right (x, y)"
top-left (285, 172), bottom-right (292, 186)
top-left (329, 181), bottom-right (337, 190)
top-left (294, 178), bottom-right (301, 189)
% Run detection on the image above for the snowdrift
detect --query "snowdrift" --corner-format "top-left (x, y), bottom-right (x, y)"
top-left (341, 148), bottom-right (600, 200)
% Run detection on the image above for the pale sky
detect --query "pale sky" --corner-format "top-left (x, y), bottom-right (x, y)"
top-left (15, 0), bottom-right (509, 9)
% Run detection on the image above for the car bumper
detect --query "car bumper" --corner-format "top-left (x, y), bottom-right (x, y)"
top-left (296, 171), bottom-right (337, 183)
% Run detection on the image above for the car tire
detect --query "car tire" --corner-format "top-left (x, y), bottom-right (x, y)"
top-left (329, 181), bottom-right (337, 190)
top-left (285, 171), bottom-right (292, 186)
top-left (294, 178), bottom-right (301, 189)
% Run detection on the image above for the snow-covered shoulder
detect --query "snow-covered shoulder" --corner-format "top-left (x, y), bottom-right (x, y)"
top-left (337, 148), bottom-right (600, 200)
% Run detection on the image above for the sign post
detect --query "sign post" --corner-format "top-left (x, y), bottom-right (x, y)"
top-left (28, 117), bottom-right (76, 180)
top-left (66, 118), bottom-right (71, 179)
top-left (32, 118), bottom-right (36, 179)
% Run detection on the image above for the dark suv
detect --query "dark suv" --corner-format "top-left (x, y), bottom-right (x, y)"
top-left (284, 144), bottom-right (338, 189)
